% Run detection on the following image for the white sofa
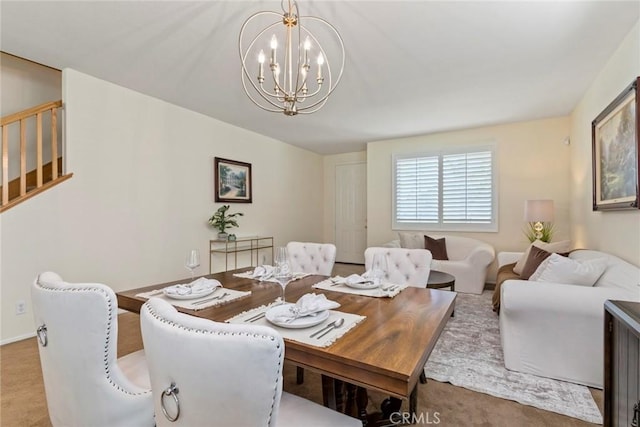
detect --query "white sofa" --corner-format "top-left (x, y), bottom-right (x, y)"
top-left (384, 233), bottom-right (495, 294)
top-left (499, 249), bottom-right (640, 388)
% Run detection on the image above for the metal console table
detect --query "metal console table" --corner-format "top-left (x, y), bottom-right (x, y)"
top-left (209, 236), bottom-right (273, 273)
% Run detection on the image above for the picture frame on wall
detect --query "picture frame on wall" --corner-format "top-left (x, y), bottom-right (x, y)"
top-left (592, 77), bottom-right (639, 211)
top-left (214, 157), bottom-right (252, 203)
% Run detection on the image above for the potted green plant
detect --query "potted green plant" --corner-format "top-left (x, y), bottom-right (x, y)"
top-left (208, 205), bottom-right (244, 239)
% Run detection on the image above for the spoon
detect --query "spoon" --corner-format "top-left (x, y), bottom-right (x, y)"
top-left (315, 318), bottom-right (345, 339)
top-left (310, 318), bottom-right (341, 338)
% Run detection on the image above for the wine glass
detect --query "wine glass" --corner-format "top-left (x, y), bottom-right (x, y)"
top-left (185, 249), bottom-right (200, 280)
top-left (274, 247), bottom-right (292, 303)
top-left (371, 252), bottom-right (388, 286)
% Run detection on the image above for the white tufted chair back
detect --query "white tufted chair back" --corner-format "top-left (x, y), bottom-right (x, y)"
top-left (31, 272), bottom-right (154, 427)
top-left (364, 247), bottom-right (432, 287)
top-left (141, 298), bottom-right (362, 427)
top-left (286, 242), bottom-right (337, 276)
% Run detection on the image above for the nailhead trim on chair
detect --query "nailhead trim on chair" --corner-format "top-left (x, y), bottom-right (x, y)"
top-left (142, 302), bottom-right (283, 425)
top-left (35, 280), bottom-right (151, 397)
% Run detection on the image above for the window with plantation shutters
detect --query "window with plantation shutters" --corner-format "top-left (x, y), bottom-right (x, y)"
top-left (393, 146), bottom-right (497, 232)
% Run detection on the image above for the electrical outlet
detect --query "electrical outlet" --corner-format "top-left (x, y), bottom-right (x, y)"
top-left (16, 300), bottom-right (26, 315)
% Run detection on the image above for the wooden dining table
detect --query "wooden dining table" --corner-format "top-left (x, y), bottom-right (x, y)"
top-left (116, 269), bottom-right (456, 424)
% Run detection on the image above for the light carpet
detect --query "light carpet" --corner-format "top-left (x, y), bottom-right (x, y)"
top-left (424, 291), bottom-right (603, 424)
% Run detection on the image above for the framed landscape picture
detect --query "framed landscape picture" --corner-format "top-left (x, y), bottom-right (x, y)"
top-left (214, 157), bottom-right (252, 203)
top-left (592, 77), bottom-right (639, 211)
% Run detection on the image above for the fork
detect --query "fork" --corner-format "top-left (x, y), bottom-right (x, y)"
top-left (245, 311), bottom-right (266, 322)
top-left (191, 292), bottom-right (229, 306)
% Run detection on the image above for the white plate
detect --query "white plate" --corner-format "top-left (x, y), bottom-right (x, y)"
top-left (344, 280), bottom-right (380, 290)
top-left (265, 304), bottom-right (330, 329)
top-left (163, 286), bottom-right (216, 300)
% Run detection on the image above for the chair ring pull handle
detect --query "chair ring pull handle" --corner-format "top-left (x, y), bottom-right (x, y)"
top-left (161, 382), bottom-right (180, 422)
top-left (36, 325), bottom-right (48, 347)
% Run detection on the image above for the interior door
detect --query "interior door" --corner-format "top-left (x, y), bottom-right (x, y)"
top-left (335, 162), bottom-right (367, 263)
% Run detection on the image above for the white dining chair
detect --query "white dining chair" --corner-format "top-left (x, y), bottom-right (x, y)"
top-left (285, 241), bottom-right (337, 384)
top-left (140, 297), bottom-right (362, 427)
top-left (286, 241), bottom-right (337, 276)
top-left (31, 272), bottom-right (154, 427)
top-left (364, 247), bottom-right (432, 287)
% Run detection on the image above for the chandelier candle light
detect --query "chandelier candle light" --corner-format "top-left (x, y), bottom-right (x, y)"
top-left (239, 0), bottom-right (345, 116)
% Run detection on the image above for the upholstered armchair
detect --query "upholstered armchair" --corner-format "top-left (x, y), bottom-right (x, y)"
top-left (140, 297), bottom-right (362, 427)
top-left (287, 241), bottom-right (337, 276)
top-left (384, 233), bottom-right (495, 294)
top-left (364, 247), bottom-right (432, 287)
top-left (31, 272), bottom-right (154, 427)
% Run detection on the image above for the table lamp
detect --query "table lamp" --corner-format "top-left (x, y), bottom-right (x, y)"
top-left (524, 199), bottom-right (554, 242)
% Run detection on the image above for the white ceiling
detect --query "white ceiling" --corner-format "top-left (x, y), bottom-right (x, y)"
top-left (2, 1), bottom-right (638, 154)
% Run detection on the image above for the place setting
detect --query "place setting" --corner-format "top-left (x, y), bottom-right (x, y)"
top-left (227, 247), bottom-right (365, 346)
top-left (226, 293), bottom-right (365, 347)
top-left (135, 276), bottom-right (251, 310)
top-left (233, 247), bottom-right (312, 284)
top-left (135, 249), bottom-right (251, 310)
top-left (313, 254), bottom-right (407, 298)
top-left (233, 265), bottom-right (311, 283)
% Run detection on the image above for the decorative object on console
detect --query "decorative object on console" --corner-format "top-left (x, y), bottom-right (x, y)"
top-left (208, 204), bottom-right (244, 239)
top-left (592, 76), bottom-right (639, 211)
top-left (214, 157), bottom-right (252, 203)
top-left (524, 199), bottom-right (554, 242)
top-left (238, 0), bottom-right (345, 116)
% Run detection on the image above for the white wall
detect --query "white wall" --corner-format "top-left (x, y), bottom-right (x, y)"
top-left (366, 116), bottom-right (572, 280)
top-left (0, 53), bottom-right (61, 117)
top-left (570, 20), bottom-right (640, 266)
top-left (1, 54), bottom-right (62, 183)
top-left (0, 69), bottom-right (324, 343)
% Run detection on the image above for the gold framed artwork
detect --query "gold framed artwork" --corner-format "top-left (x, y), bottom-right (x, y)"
top-left (214, 157), bottom-right (252, 203)
top-left (592, 77), bottom-right (639, 211)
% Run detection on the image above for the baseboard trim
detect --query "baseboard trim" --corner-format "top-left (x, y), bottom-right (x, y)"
top-left (1, 331), bottom-right (36, 346)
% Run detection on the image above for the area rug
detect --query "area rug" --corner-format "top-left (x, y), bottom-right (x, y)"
top-left (424, 291), bottom-right (603, 424)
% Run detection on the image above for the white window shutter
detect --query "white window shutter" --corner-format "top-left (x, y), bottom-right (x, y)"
top-left (393, 147), bottom-right (496, 231)
top-left (395, 156), bottom-right (439, 224)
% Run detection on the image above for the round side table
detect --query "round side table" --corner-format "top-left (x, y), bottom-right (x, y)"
top-left (427, 270), bottom-right (455, 292)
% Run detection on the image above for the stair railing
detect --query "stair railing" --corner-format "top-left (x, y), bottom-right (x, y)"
top-left (0, 100), bottom-right (72, 212)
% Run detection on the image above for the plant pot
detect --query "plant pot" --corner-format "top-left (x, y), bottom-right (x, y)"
top-left (217, 232), bottom-right (228, 240)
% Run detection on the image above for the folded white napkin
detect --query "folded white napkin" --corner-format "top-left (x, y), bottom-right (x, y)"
top-left (163, 277), bottom-right (222, 296)
top-left (273, 293), bottom-right (340, 323)
top-left (331, 271), bottom-right (372, 285)
top-left (252, 265), bottom-right (275, 280)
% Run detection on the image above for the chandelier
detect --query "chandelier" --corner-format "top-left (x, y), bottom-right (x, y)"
top-left (239, 0), bottom-right (345, 116)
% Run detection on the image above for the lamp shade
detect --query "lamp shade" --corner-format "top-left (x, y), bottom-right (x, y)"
top-left (524, 200), bottom-right (554, 222)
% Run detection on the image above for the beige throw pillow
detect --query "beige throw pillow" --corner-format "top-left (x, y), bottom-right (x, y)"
top-left (398, 232), bottom-right (425, 249)
top-left (513, 240), bottom-right (571, 275)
